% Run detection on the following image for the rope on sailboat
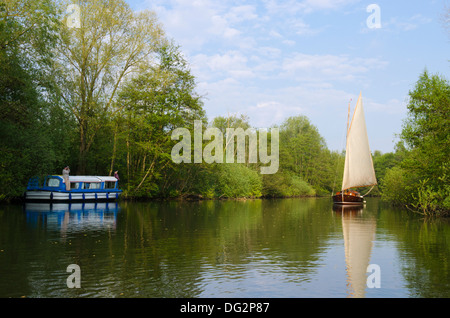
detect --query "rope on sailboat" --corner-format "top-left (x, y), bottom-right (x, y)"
top-left (362, 185), bottom-right (375, 197)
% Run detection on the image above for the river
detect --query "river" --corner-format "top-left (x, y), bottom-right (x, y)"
top-left (0, 197), bottom-right (449, 298)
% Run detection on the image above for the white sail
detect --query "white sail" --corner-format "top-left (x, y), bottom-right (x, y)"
top-left (341, 93), bottom-right (377, 191)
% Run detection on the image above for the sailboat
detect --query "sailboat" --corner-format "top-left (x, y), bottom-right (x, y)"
top-left (333, 93), bottom-right (377, 205)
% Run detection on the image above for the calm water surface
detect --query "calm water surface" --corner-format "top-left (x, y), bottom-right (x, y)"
top-left (0, 197), bottom-right (449, 298)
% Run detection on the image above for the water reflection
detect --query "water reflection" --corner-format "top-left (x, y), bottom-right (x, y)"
top-left (0, 198), bottom-right (448, 297)
top-left (24, 202), bottom-right (120, 233)
top-left (333, 205), bottom-right (377, 298)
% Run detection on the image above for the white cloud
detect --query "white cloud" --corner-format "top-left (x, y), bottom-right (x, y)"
top-left (365, 98), bottom-right (406, 115)
top-left (291, 19), bottom-right (322, 36)
top-left (149, 0), bottom-right (356, 54)
top-left (301, 0), bottom-right (360, 12)
top-left (249, 101), bottom-right (297, 128)
top-left (224, 5), bottom-right (258, 23)
top-left (262, 0), bottom-right (359, 15)
top-left (281, 53), bottom-right (387, 82)
top-left (192, 51), bottom-right (255, 81)
top-left (390, 14), bottom-right (432, 31)
top-left (361, 12), bottom-right (433, 33)
top-left (149, 0), bottom-right (240, 52)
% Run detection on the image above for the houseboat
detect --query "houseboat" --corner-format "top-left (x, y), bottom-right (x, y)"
top-left (24, 175), bottom-right (122, 202)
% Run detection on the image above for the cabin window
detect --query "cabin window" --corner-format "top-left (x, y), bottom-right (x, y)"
top-left (70, 182), bottom-right (80, 190)
top-left (104, 181), bottom-right (116, 189)
top-left (47, 178), bottom-right (61, 187)
top-left (90, 183), bottom-right (100, 189)
top-left (83, 182), bottom-right (100, 189)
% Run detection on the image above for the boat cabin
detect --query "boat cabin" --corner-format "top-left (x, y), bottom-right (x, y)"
top-left (25, 175), bottom-right (122, 202)
top-left (335, 189), bottom-right (361, 197)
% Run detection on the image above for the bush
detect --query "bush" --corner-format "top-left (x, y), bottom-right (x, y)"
top-left (411, 179), bottom-right (440, 216)
top-left (381, 166), bottom-right (412, 206)
top-left (262, 171), bottom-right (315, 197)
top-left (216, 164), bottom-right (262, 198)
top-left (382, 167), bottom-right (450, 216)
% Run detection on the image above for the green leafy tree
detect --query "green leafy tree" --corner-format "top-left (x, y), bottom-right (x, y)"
top-left (115, 43), bottom-right (205, 198)
top-left (382, 71), bottom-right (450, 215)
top-left (54, 0), bottom-right (166, 174)
top-left (0, 0), bottom-right (65, 198)
top-left (276, 115), bottom-right (335, 195)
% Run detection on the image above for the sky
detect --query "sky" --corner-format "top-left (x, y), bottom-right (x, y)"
top-left (127, 0), bottom-right (449, 153)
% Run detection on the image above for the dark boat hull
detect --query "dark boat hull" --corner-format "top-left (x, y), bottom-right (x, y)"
top-left (332, 193), bottom-right (365, 205)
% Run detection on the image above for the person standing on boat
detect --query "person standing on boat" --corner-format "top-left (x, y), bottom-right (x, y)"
top-left (63, 166), bottom-right (70, 191)
top-left (114, 170), bottom-right (119, 182)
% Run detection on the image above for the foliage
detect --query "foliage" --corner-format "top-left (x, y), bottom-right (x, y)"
top-left (381, 71), bottom-right (450, 216)
top-left (262, 172), bottom-right (315, 197)
top-left (215, 163), bottom-right (263, 198)
top-left (381, 166), bottom-right (414, 205)
top-left (277, 115), bottom-right (338, 196)
top-left (0, 0), bottom-right (69, 198)
top-left (211, 114), bottom-right (251, 134)
top-left (54, 0), bottom-right (166, 174)
top-left (114, 42), bottom-right (205, 198)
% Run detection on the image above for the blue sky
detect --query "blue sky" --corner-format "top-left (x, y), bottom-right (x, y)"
top-left (127, 0), bottom-right (449, 153)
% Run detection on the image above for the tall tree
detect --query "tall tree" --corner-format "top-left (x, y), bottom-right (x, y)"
top-left (115, 43), bottom-right (205, 197)
top-left (0, 0), bottom-right (63, 198)
top-left (279, 116), bottom-right (328, 186)
top-left (54, 0), bottom-right (166, 173)
top-left (400, 70), bottom-right (450, 189)
top-left (383, 71), bottom-right (450, 214)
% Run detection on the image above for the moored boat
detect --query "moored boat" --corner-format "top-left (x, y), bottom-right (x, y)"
top-left (24, 175), bottom-right (122, 202)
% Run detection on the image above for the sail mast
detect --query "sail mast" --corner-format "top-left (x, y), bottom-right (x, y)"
top-left (343, 98), bottom-right (352, 199)
top-left (347, 99), bottom-right (351, 138)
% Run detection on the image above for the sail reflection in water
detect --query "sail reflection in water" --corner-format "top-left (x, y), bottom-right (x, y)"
top-left (25, 202), bottom-right (120, 233)
top-left (333, 205), bottom-right (376, 298)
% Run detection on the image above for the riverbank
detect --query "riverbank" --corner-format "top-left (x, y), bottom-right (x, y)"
top-left (1, 191), bottom-right (322, 204)
top-left (4, 187), bottom-right (447, 218)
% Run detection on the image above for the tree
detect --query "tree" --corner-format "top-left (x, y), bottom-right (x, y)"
top-left (54, 0), bottom-right (166, 174)
top-left (115, 43), bottom-right (205, 197)
top-left (372, 142), bottom-right (406, 195)
top-left (211, 114), bottom-right (251, 135)
top-left (401, 70), bottom-right (449, 189)
top-left (0, 0), bottom-right (64, 198)
top-left (382, 71), bottom-right (450, 215)
top-left (277, 115), bottom-right (334, 194)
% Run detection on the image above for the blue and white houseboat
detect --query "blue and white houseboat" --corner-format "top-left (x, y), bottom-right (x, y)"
top-left (24, 175), bottom-right (122, 202)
